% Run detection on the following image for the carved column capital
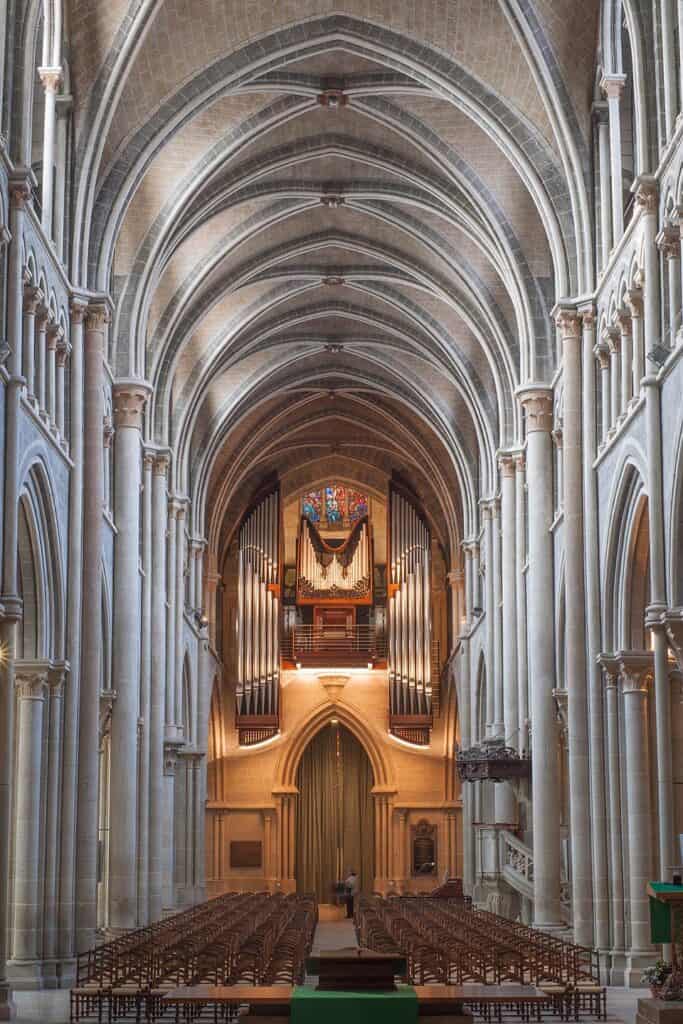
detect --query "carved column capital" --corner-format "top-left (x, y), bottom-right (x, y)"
top-left (23, 285), bottom-right (43, 315)
top-left (553, 304), bottom-right (581, 340)
top-left (112, 379), bottom-right (151, 430)
top-left (56, 340), bottom-right (71, 368)
top-left (518, 386), bottom-right (553, 433)
top-left (38, 66), bottom-right (63, 93)
top-left (9, 179), bottom-right (32, 209)
top-left (604, 326), bottom-right (620, 353)
top-left (69, 299), bottom-right (88, 325)
top-left (46, 322), bottom-right (63, 351)
top-left (600, 73), bottom-right (627, 100)
top-left (615, 309), bottom-right (632, 336)
top-left (84, 304), bottom-right (110, 333)
top-left (617, 651), bottom-right (654, 694)
top-left (153, 450), bottom-right (171, 477)
top-left (632, 174), bottom-right (658, 215)
top-left (102, 415), bottom-right (114, 449)
top-left (15, 662), bottom-right (49, 700)
top-left (625, 288), bottom-right (643, 318)
top-left (498, 451), bottom-right (516, 478)
top-left (656, 225), bottom-right (681, 261)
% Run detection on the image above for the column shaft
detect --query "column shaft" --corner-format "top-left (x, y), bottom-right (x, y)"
top-left (483, 508), bottom-right (495, 734)
top-left (514, 455), bottom-right (529, 751)
top-left (520, 388), bottom-right (561, 926)
top-left (602, 77), bottom-right (625, 241)
top-left (138, 453), bottom-right (153, 925)
top-left (76, 304), bottom-right (108, 951)
top-left (109, 382), bottom-right (148, 929)
top-left (175, 508), bottom-right (186, 729)
top-left (621, 674), bottom-right (653, 954)
top-left (581, 309), bottom-right (610, 950)
top-left (557, 309), bottom-right (593, 946)
top-left (604, 676), bottom-right (625, 956)
top-left (166, 504), bottom-right (177, 732)
top-left (149, 455), bottom-right (169, 920)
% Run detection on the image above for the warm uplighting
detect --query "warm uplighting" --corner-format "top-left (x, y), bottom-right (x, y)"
top-left (0, 641), bottom-right (8, 666)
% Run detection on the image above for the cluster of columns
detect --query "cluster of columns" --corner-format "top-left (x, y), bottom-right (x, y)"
top-left (21, 285), bottom-right (71, 451)
top-left (594, 293), bottom-right (644, 445)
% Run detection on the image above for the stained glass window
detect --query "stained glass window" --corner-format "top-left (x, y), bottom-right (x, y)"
top-left (302, 491), bottom-right (322, 522)
top-left (347, 490), bottom-right (368, 521)
top-left (302, 484), bottom-right (369, 524)
top-left (325, 484), bottom-right (345, 523)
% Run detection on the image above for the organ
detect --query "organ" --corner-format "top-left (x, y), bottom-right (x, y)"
top-left (388, 481), bottom-right (433, 745)
top-left (296, 516), bottom-right (373, 604)
top-left (235, 484), bottom-right (281, 745)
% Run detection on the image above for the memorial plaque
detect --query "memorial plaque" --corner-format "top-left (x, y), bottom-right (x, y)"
top-left (230, 840), bottom-right (262, 869)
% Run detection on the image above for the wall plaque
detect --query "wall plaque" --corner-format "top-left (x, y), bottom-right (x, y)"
top-left (230, 840), bottom-right (263, 869)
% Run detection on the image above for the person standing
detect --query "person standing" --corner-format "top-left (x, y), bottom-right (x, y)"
top-left (344, 869), bottom-right (359, 919)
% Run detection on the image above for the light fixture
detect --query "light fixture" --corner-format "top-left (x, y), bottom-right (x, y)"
top-left (295, 661), bottom-right (302, 670)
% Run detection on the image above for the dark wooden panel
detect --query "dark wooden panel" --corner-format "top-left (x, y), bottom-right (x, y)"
top-left (230, 841), bottom-right (262, 869)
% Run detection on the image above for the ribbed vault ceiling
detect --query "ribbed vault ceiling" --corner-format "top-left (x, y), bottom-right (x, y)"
top-left (69, 1), bottom-right (601, 566)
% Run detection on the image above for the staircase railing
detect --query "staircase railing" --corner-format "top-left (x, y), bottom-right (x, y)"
top-left (499, 830), bottom-right (572, 924)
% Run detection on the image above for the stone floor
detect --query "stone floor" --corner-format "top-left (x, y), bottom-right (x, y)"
top-left (8, 920), bottom-right (644, 1024)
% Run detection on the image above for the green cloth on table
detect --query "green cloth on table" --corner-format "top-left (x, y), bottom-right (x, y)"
top-left (291, 985), bottom-right (418, 1024)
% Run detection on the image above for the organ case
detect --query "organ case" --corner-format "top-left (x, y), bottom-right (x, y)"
top-left (388, 482), bottom-right (432, 745)
top-left (296, 515), bottom-right (373, 604)
top-left (235, 484), bottom-right (281, 745)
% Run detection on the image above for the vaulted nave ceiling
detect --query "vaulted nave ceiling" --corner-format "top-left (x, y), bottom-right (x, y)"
top-left (68, 1), bottom-right (601, 563)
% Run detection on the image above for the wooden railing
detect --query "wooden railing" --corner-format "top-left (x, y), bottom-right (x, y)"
top-left (289, 625), bottom-right (386, 667)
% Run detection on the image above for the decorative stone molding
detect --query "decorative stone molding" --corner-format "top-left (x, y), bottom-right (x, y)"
top-left (46, 322), bottom-right (63, 351)
top-left (625, 288), bottom-right (643, 318)
top-left (56, 340), bottom-right (71, 368)
top-left (553, 305), bottom-right (580, 340)
top-left (317, 88), bottom-right (347, 108)
top-left (154, 454), bottom-right (170, 477)
top-left (48, 662), bottom-right (67, 697)
top-left (112, 379), bottom-right (151, 430)
top-left (9, 179), bottom-right (32, 209)
top-left (656, 225), bottom-right (681, 261)
top-left (518, 387), bottom-right (553, 433)
top-left (322, 275), bottom-right (345, 286)
top-left (102, 415), bottom-right (114, 449)
top-left (23, 285), bottom-right (43, 315)
top-left (604, 325), bottom-right (620, 354)
top-left (320, 194), bottom-right (344, 208)
top-left (578, 303), bottom-right (596, 328)
top-left (632, 174), bottom-right (658, 215)
top-left (38, 66), bottom-right (63, 93)
top-left (70, 299), bottom-right (87, 325)
top-left (85, 304), bottom-right (110, 333)
top-left (14, 661), bottom-right (50, 700)
top-left (317, 674), bottom-right (350, 703)
top-left (594, 343), bottom-right (610, 370)
top-left (617, 650), bottom-right (654, 693)
top-left (615, 309), bottom-right (632, 336)
top-left (498, 452), bottom-right (516, 478)
top-left (600, 73), bottom-right (627, 99)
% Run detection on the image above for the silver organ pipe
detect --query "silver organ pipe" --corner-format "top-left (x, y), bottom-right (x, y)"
top-left (388, 486), bottom-right (432, 733)
top-left (296, 516), bottom-right (371, 600)
top-left (236, 487), bottom-right (280, 741)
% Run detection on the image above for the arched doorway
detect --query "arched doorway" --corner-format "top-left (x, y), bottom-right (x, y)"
top-left (295, 723), bottom-right (374, 904)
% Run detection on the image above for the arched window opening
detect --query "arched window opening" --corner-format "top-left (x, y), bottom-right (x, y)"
top-left (619, 13), bottom-right (637, 226)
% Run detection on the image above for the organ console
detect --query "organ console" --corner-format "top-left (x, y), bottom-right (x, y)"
top-left (388, 482), bottom-right (433, 745)
top-left (296, 516), bottom-right (373, 603)
top-left (235, 485), bottom-right (281, 745)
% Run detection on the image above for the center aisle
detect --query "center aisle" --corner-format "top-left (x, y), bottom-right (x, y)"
top-left (311, 917), bottom-right (359, 953)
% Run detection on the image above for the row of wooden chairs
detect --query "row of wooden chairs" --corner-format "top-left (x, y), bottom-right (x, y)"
top-left (70, 892), bottom-right (317, 1023)
top-left (355, 898), bottom-right (606, 1020)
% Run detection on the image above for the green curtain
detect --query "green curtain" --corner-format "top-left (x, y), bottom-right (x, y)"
top-left (296, 725), bottom-right (375, 902)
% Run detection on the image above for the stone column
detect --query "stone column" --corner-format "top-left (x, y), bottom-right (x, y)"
top-left (138, 452), bottom-right (153, 926)
top-left (499, 455), bottom-right (518, 747)
top-left (195, 542), bottom-right (205, 616)
top-left (149, 452), bottom-right (169, 921)
top-left (600, 659), bottom-right (625, 976)
top-left (556, 307), bottom-right (593, 947)
top-left (514, 453), bottom-right (529, 752)
top-left (657, 226), bottom-right (681, 346)
top-left (595, 344), bottom-right (610, 444)
top-left (76, 302), bottom-right (108, 952)
top-left (195, 624), bottom-right (212, 902)
top-left (22, 284), bottom-right (42, 403)
top-left (37, 67), bottom-right (62, 236)
top-left (175, 504), bottom-right (186, 730)
top-left (616, 309), bottom-right (632, 414)
top-left (660, 0), bottom-right (677, 140)
top-left (580, 306), bottom-right (610, 952)
top-left (471, 542), bottom-right (481, 615)
top-left (109, 380), bottom-right (150, 930)
top-left (35, 306), bottom-right (48, 420)
top-left (55, 339), bottom-right (69, 443)
top-left (482, 503), bottom-right (495, 735)
top-left (11, 667), bottom-right (48, 964)
top-left (45, 323), bottom-right (60, 430)
top-left (607, 329), bottom-right (621, 429)
top-left (619, 654), bottom-right (655, 981)
top-left (0, 178), bottom-right (32, 1018)
top-left (492, 498), bottom-right (504, 739)
top-left (166, 503), bottom-right (178, 736)
top-left (59, 299), bottom-right (85, 960)
top-left (43, 664), bottom-right (65, 964)
top-left (162, 747), bottom-right (178, 912)
top-left (601, 75), bottom-right (626, 242)
top-left (626, 289), bottom-right (644, 400)
top-left (518, 387), bottom-right (561, 927)
top-left (593, 101), bottom-right (612, 264)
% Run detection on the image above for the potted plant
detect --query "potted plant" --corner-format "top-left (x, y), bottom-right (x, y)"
top-left (641, 961), bottom-right (673, 998)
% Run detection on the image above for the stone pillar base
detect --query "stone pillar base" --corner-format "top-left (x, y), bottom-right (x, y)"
top-left (607, 950), bottom-right (627, 985)
top-left (625, 951), bottom-right (658, 989)
top-left (637, 1000), bottom-right (683, 1024)
top-left (6, 959), bottom-right (62, 991)
top-left (0, 985), bottom-right (15, 1020)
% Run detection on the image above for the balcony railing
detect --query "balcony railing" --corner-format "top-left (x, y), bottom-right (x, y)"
top-left (289, 624), bottom-right (387, 667)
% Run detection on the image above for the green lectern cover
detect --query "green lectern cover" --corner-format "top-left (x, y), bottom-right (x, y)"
top-left (291, 984), bottom-right (418, 1024)
top-left (647, 882), bottom-right (683, 944)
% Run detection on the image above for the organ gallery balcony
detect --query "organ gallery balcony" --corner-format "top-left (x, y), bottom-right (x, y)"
top-left (286, 624), bottom-right (387, 668)
top-left (456, 739), bottom-right (531, 782)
